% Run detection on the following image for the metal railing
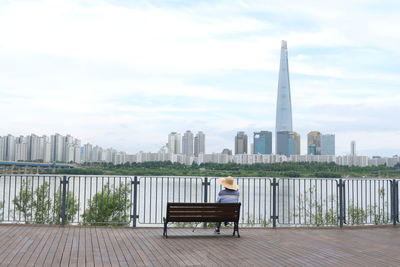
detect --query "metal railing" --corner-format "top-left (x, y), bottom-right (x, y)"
top-left (138, 176), bottom-right (203, 224)
top-left (344, 179), bottom-right (392, 225)
top-left (0, 175), bottom-right (399, 227)
top-left (277, 178), bottom-right (339, 226)
top-left (0, 175), bottom-right (61, 224)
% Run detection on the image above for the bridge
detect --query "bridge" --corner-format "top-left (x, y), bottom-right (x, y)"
top-left (0, 161), bottom-right (73, 168)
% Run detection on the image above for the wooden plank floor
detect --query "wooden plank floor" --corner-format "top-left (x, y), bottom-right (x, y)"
top-left (0, 224), bottom-right (399, 266)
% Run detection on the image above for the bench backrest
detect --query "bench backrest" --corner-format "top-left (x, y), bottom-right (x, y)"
top-left (166, 202), bottom-right (241, 222)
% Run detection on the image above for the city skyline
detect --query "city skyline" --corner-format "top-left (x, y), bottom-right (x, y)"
top-left (0, 0), bottom-right (399, 157)
top-left (2, 132), bottom-right (399, 168)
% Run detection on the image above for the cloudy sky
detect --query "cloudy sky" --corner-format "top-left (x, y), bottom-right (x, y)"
top-left (1, 0), bottom-right (399, 157)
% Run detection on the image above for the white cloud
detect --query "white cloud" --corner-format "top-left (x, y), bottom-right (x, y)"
top-left (0, 0), bottom-right (399, 155)
top-left (0, 0), bottom-right (276, 73)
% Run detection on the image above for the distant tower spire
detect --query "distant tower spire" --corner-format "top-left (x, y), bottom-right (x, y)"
top-left (275, 41), bottom-right (294, 156)
top-left (275, 40), bottom-right (293, 133)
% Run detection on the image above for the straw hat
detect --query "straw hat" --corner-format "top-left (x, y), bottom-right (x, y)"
top-left (217, 176), bottom-right (239, 190)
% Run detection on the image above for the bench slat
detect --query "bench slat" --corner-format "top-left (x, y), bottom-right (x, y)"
top-left (168, 216), bottom-right (238, 222)
top-left (169, 213), bottom-right (239, 217)
top-left (163, 202), bottom-right (241, 237)
top-left (167, 205), bottom-right (240, 207)
top-left (168, 207), bottom-right (239, 212)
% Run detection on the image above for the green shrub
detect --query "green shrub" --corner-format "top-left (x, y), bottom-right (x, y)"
top-left (32, 181), bottom-right (51, 224)
top-left (347, 205), bottom-right (367, 225)
top-left (13, 179), bottom-right (33, 222)
top-left (13, 179), bottom-right (78, 224)
top-left (82, 183), bottom-right (131, 226)
top-left (294, 186), bottom-right (338, 226)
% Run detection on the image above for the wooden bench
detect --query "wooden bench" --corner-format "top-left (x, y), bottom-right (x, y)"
top-left (163, 202), bottom-right (241, 238)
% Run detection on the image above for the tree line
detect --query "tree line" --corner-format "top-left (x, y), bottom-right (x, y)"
top-left (35, 161), bottom-right (400, 178)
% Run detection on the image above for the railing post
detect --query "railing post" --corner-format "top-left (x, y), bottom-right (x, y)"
top-left (60, 175), bottom-right (68, 226)
top-left (203, 177), bottom-right (210, 203)
top-left (396, 180), bottom-right (399, 223)
top-left (391, 179), bottom-right (398, 226)
top-left (338, 179), bottom-right (345, 228)
top-left (202, 177), bottom-right (210, 228)
top-left (131, 176), bottom-right (139, 227)
top-left (271, 178), bottom-right (278, 229)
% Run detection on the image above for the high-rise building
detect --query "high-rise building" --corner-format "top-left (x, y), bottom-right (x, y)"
top-left (106, 148), bottom-right (116, 162)
top-left (182, 130), bottom-right (194, 156)
top-left (0, 136), bottom-right (6, 161)
top-left (6, 134), bottom-right (15, 161)
top-left (291, 132), bottom-right (301, 155)
top-left (92, 145), bottom-right (101, 162)
top-left (194, 131), bottom-right (205, 156)
top-left (64, 134), bottom-right (75, 163)
top-left (83, 143), bottom-right (93, 162)
top-left (28, 134), bottom-right (40, 161)
top-left (276, 131), bottom-right (300, 156)
top-left (254, 131), bottom-right (272, 154)
top-left (235, 131), bottom-right (248, 155)
top-left (51, 133), bottom-right (65, 162)
top-left (168, 132), bottom-right (181, 154)
top-left (222, 148), bottom-right (232, 155)
top-left (15, 136), bottom-right (28, 161)
top-left (42, 136), bottom-right (51, 162)
top-left (73, 139), bottom-right (81, 163)
top-left (351, 141), bottom-right (356, 156)
top-left (275, 40), bottom-right (293, 154)
top-left (307, 131), bottom-right (321, 155)
top-left (321, 134), bottom-right (335, 155)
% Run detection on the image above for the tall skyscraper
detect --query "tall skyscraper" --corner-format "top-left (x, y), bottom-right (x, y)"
top-left (275, 40), bottom-right (294, 155)
top-left (168, 132), bottom-right (181, 154)
top-left (254, 131), bottom-right (272, 154)
top-left (194, 131), bottom-right (205, 156)
top-left (351, 141), bottom-right (356, 156)
top-left (182, 130), bottom-right (194, 156)
top-left (291, 132), bottom-right (301, 155)
top-left (277, 131), bottom-right (300, 156)
top-left (321, 134), bottom-right (335, 155)
top-left (235, 131), bottom-right (248, 155)
top-left (307, 131), bottom-right (321, 155)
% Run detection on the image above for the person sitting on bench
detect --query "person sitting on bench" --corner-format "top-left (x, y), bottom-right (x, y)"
top-left (214, 176), bottom-right (240, 234)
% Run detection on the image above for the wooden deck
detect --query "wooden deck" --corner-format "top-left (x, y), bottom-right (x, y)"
top-left (0, 224), bottom-right (399, 266)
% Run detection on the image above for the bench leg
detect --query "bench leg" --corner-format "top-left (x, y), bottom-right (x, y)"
top-left (233, 222), bottom-right (240, 238)
top-left (163, 217), bottom-right (168, 238)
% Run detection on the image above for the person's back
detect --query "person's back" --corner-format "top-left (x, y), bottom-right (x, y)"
top-left (217, 188), bottom-right (239, 203)
top-left (214, 176), bottom-right (240, 234)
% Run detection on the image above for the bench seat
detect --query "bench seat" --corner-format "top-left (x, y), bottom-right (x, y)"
top-left (163, 202), bottom-right (241, 237)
